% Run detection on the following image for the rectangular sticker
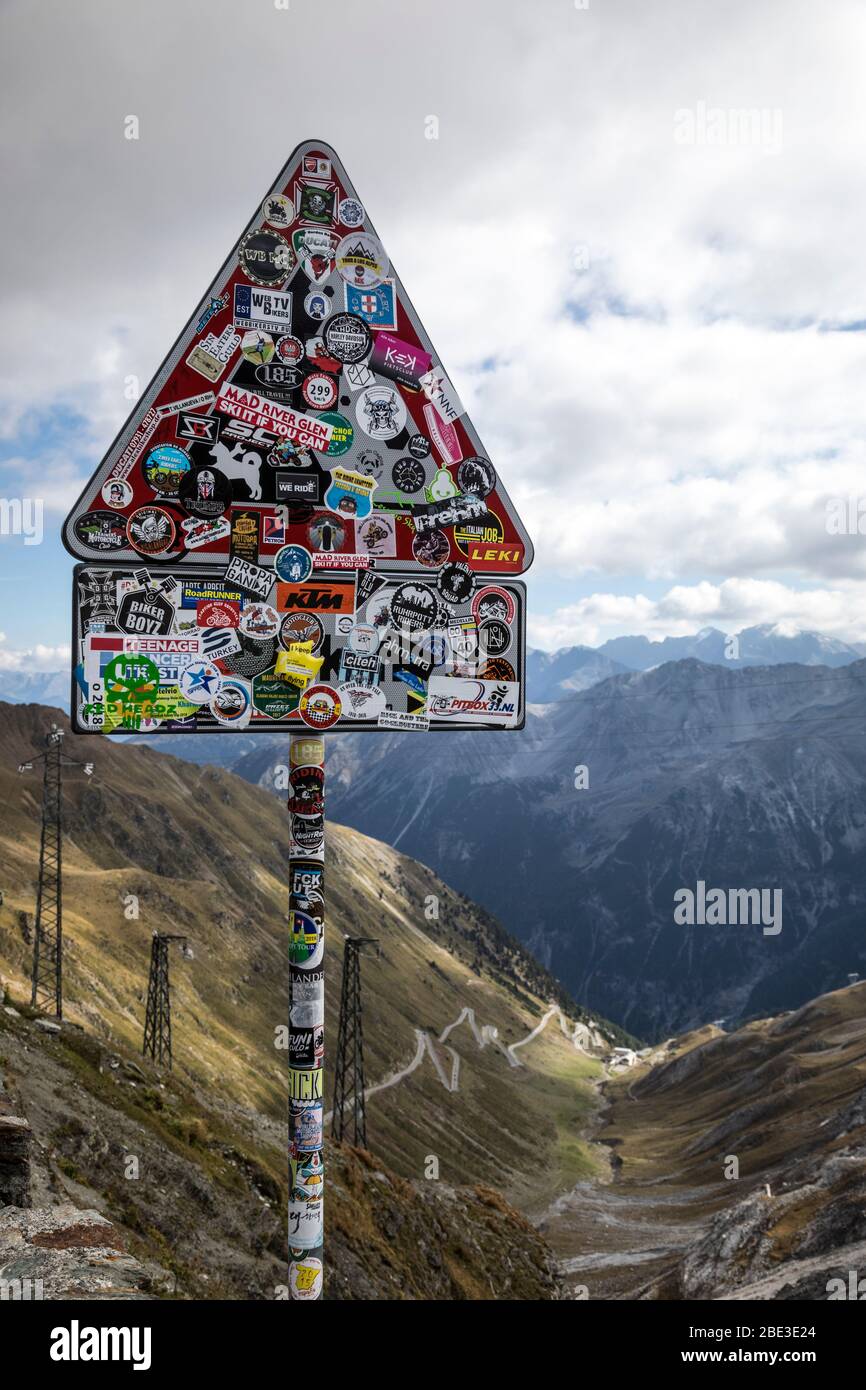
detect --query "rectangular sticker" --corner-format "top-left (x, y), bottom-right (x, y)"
top-left (233, 285), bottom-right (293, 333)
top-left (276, 581), bottom-right (355, 614)
top-left (216, 382), bottom-right (334, 451)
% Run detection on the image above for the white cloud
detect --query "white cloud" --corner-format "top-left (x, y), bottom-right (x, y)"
top-left (529, 577), bottom-right (866, 650)
top-left (3, 0), bottom-right (866, 644)
top-left (0, 639), bottom-right (71, 672)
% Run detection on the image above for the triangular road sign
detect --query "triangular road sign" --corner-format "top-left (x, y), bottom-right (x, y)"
top-left (62, 139), bottom-right (533, 577)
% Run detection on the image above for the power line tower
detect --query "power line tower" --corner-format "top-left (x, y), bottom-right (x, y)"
top-left (142, 933), bottom-right (191, 1069)
top-left (17, 724), bottom-right (94, 1018)
top-left (333, 937), bottom-right (379, 1147)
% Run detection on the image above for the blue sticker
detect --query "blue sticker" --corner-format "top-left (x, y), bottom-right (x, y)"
top-left (345, 281), bottom-right (397, 328)
top-left (324, 468), bottom-right (375, 521)
top-left (275, 544), bottom-right (313, 582)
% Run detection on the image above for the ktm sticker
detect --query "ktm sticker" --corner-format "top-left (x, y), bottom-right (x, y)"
top-left (276, 582), bottom-right (355, 614)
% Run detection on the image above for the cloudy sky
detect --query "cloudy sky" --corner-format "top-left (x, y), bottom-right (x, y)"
top-left (2, 0), bottom-right (866, 669)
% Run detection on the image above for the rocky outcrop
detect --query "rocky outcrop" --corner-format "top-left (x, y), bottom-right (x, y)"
top-left (0, 1205), bottom-right (168, 1299)
top-left (328, 1144), bottom-right (565, 1301)
top-left (0, 1115), bottom-right (31, 1208)
top-left (660, 1149), bottom-right (866, 1299)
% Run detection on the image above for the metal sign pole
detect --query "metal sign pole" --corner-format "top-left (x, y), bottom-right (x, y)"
top-left (288, 732), bottom-right (326, 1302)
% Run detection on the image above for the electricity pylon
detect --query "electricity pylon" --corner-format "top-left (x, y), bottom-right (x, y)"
top-left (142, 933), bottom-right (192, 1069)
top-left (17, 724), bottom-right (94, 1018)
top-left (332, 937), bottom-right (379, 1147)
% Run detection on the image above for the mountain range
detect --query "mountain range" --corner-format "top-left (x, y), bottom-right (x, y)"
top-left (14, 622), bottom-right (866, 1041)
top-left (192, 656), bottom-right (866, 1041)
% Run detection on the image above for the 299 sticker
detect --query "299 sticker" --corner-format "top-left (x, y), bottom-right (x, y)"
top-left (302, 373), bottom-right (338, 410)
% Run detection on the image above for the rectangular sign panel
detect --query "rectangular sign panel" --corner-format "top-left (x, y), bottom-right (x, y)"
top-left (71, 564), bottom-right (525, 734)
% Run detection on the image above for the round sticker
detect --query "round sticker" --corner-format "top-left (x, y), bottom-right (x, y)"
top-left (292, 812), bottom-right (323, 852)
top-left (356, 384), bottom-right (407, 440)
top-left (143, 445), bottom-right (190, 497)
top-left (392, 457), bottom-right (426, 494)
top-left (275, 544), bottom-right (313, 582)
top-left (280, 611), bottom-right (324, 652)
top-left (335, 232), bottom-right (389, 288)
top-left (289, 764), bottom-right (325, 816)
top-left (356, 448), bottom-right (383, 480)
top-left (338, 198), bottom-right (364, 228)
top-left (241, 330), bottom-right (275, 365)
top-left (412, 529), bottom-right (450, 567)
top-left (437, 561), bottom-right (475, 605)
top-left (277, 335), bottom-right (305, 364)
top-left (290, 910), bottom-right (323, 968)
top-left (307, 513), bottom-right (346, 553)
top-left (390, 581), bottom-right (438, 633)
top-left (315, 411), bottom-right (353, 456)
top-left (299, 684), bottom-right (342, 729)
top-left (458, 456), bottom-right (497, 499)
top-left (239, 228), bottom-right (294, 286)
top-left (289, 1256), bottom-right (323, 1302)
top-left (349, 623), bottom-right (380, 653)
top-left (126, 506), bottom-right (177, 556)
top-left (261, 193), bottom-right (293, 229)
top-left (338, 682), bottom-right (387, 721)
top-left (239, 602), bottom-right (280, 640)
top-left (480, 657), bottom-right (516, 682)
top-left (479, 618), bottom-right (512, 657)
top-left (211, 679), bottom-right (252, 728)
top-left (74, 510), bottom-right (129, 550)
top-left (407, 433), bottom-right (431, 460)
top-left (304, 291), bottom-right (330, 321)
top-left (179, 661), bottom-right (223, 704)
top-left (323, 313), bottom-right (372, 364)
top-left (101, 479), bottom-right (133, 509)
top-left (472, 585), bottom-right (515, 625)
top-left (417, 631), bottom-right (450, 668)
top-left (302, 372), bottom-right (338, 410)
top-left (178, 467), bottom-right (232, 519)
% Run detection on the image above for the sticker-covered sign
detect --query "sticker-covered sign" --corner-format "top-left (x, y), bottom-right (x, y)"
top-left (71, 562), bottom-right (525, 733)
top-left (60, 140), bottom-right (532, 577)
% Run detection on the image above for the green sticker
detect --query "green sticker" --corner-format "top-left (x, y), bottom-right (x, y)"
top-left (253, 670), bottom-right (301, 718)
top-left (316, 412), bottom-right (353, 457)
top-left (104, 654), bottom-right (161, 703)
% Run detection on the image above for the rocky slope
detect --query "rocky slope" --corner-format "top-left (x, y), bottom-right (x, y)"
top-left (543, 981), bottom-right (866, 1300)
